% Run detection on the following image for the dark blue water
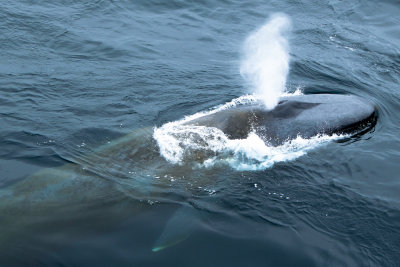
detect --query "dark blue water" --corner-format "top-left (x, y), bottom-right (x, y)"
top-left (1, 0), bottom-right (400, 266)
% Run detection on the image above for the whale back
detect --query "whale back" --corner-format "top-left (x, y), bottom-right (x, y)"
top-left (185, 94), bottom-right (376, 145)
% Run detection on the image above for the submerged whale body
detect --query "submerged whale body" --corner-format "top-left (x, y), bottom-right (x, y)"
top-left (0, 94), bottom-right (377, 256)
top-left (184, 94), bottom-right (376, 145)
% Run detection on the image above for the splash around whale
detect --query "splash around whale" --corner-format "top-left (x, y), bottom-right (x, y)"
top-left (154, 93), bottom-right (376, 170)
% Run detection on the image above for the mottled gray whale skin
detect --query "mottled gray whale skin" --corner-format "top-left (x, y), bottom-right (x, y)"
top-left (185, 94), bottom-right (376, 145)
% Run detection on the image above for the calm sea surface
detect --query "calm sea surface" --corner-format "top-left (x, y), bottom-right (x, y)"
top-left (1, 0), bottom-right (400, 266)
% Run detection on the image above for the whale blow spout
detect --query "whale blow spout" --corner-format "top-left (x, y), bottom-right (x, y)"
top-left (240, 14), bottom-right (291, 109)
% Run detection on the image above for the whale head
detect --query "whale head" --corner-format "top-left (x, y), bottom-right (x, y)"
top-left (184, 94), bottom-right (376, 145)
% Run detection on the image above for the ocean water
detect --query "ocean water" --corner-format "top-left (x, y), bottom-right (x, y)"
top-left (1, 0), bottom-right (400, 266)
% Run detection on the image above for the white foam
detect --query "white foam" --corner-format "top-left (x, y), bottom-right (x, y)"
top-left (281, 86), bottom-right (303, 97)
top-left (219, 133), bottom-right (344, 171)
top-left (153, 125), bottom-right (228, 165)
top-left (158, 94), bottom-right (259, 129)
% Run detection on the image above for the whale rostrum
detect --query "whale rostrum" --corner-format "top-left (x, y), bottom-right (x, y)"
top-left (184, 94), bottom-right (376, 145)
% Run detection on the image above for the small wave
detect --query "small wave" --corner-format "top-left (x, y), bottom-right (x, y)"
top-left (153, 92), bottom-right (347, 171)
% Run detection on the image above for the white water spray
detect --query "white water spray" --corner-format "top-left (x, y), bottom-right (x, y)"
top-left (240, 13), bottom-right (291, 109)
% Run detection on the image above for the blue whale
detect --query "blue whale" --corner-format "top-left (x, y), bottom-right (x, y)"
top-left (0, 93), bottom-right (376, 255)
top-left (184, 94), bottom-right (376, 145)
